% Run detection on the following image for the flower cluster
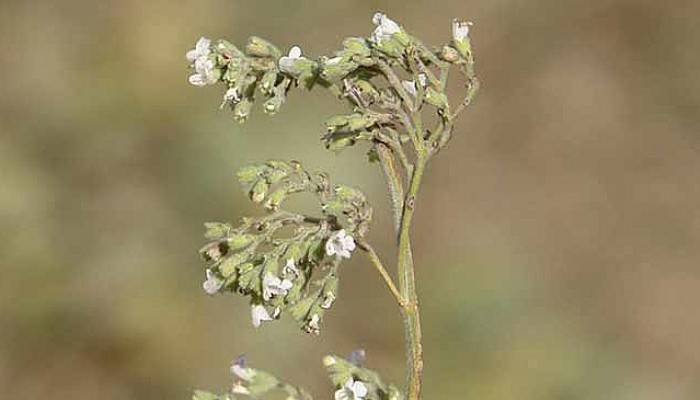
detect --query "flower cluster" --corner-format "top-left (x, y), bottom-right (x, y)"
top-left (197, 160), bottom-right (370, 333)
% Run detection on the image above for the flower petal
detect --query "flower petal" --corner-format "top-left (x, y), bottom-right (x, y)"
top-left (288, 45), bottom-right (302, 58)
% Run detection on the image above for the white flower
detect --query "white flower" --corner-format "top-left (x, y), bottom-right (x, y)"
top-left (262, 272), bottom-right (293, 301)
top-left (401, 73), bottom-right (427, 97)
top-left (452, 20), bottom-right (472, 42)
top-left (325, 229), bottom-right (356, 259)
top-left (250, 304), bottom-right (274, 328)
top-left (187, 37), bottom-right (218, 86)
top-left (283, 258), bottom-right (299, 277)
top-left (320, 291), bottom-right (336, 309)
top-left (278, 45), bottom-right (304, 74)
top-left (334, 378), bottom-right (368, 400)
top-left (230, 362), bottom-right (256, 381)
top-left (220, 87), bottom-right (241, 108)
top-left (307, 313), bottom-right (320, 333)
top-left (202, 269), bottom-right (223, 295)
top-left (186, 37), bottom-right (211, 62)
top-left (371, 12), bottom-right (401, 44)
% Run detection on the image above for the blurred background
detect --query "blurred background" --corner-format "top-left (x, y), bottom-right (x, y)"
top-left (1, 0), bottom-right (699, 398)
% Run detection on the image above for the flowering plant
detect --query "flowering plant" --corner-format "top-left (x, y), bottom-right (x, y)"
top-left (186, 12), bottom-right (478, 400)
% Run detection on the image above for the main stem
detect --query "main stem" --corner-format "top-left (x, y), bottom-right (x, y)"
top-left (398, 156), bottom-right (427, 400)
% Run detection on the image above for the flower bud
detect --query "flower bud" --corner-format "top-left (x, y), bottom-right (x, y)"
top-left (246, 36), bottom-right (281, 58)
top-left (440, 45), bottom-right (460, 62)
top-left (233, 97), bottom-right (253, 123)
top-left (451, 20), bottom-right (473, 59)
top-left (259, 70), bottom-right (278, 94)
top-left (320, 56), bottom-right (358, 81)
top-left (425, 87), bottom-right (449, 110)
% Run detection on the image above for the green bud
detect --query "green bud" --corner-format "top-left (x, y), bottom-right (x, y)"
top-left (218, 256), bottom-right (240, 278)
top-left (353, 80), bottom-right (379, 101)
top-left (249, 179), bottom-right (269, 203)
top-left (373, 38), bottom-right (405, 58)
top-left (265, 167), bottom-right (289, 184)
top-left (237, 164), bottom-right (264, 184)
top-left (227, 233), bottom-right (256, 250)
top-left (347, 113), bottom-right (377, 131)
top-left (324, 115), bottom-right (350, 132)
top-left (425, 87), bottom-right (449, 109)
top-left (259, 70), bottom-right (278, 95)
top-left (320, 57), bottom-right (358, 81)
top-left (246, 36), bottom-right (281, 58)
top-left (203, 222), bottom-right (231, 240)
top-left (233, 97), bottom-right (253, 123)
top-left (215, 39), bottom-right (245, 59)
top-left (263, 186), bottom-right (288, 211)
top-left (441, 45), bottom-right (460, 62)
top-left (326, 136), bottom-right (355, 152)
top-left (263, 94), bottom-right (284, 115)
top-left (342, 37), bottom-right (371, 58)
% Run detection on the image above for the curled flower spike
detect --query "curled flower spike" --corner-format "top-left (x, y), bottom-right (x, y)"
top-left (371, 12), bottom-right (401, 44)
top-left (325, 229), bottom-right (356, 259)
top-left (334, 378), bottom-right (368, 400)
top-left (250, 304), bottom-right (274, 328)
top-left (202, 269), bottom-right (223, 295)
top-left (262, 272), bottom-right (293, 301)
top-left (278, 46), bottom-right (304, 75)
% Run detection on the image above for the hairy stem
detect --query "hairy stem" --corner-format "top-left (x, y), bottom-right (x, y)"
top-left (398, 156), bottom-right (426, 400)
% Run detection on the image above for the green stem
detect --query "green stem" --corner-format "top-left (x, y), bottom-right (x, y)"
top-left (397, 155), bottom-right (427, 400)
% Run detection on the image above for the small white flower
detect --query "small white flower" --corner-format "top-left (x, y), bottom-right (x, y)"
top-left (334, 378), bottom-right (368, 400)
top-left (262, 272), bottom-right (293, 301)
top-left (283, 258), bottom-right (299, 277)
top-left (307, 313), bottom-right (320, 333)
top-left (220, 87), bottom-right (241, 108)
top-left (230, 363), bottom-right (256, 381)
top-left (278, 45), bottom-right (304, 74)
top-left (250, 304), bottom-right (273, 328)
top-left (325, 229), bottom-right (356, 259)
top-left (189, 56), bottom-right (218, 86)
top-left (321, 291), bottom-right (336, 309)
top-left (187, 37), bottom-right (218, 87)
top-left (231, 383), bottom-right (250, 395)
top-left (452, 20), bottom-right (472, 42)
top-left (202, 269), bottom-right (223, 295)
top-left (371, 12), bottom-right (401, 44)
top-left (186, 37), bottom-right (211, 62)
top-left (401, 73), bottom-right (427, 97)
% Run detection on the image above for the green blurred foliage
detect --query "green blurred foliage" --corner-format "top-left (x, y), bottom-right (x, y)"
top-left (1, 0), bottom-right (699, 399)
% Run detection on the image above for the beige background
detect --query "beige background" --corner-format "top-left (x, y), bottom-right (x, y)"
top-left (1, 0), bottom-right (699, 398)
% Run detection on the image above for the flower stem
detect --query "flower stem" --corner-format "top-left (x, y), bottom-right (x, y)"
top-left (397, 155), bottom-right (427, 400)
top-left (359, 241), bottom-right (404, 305)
